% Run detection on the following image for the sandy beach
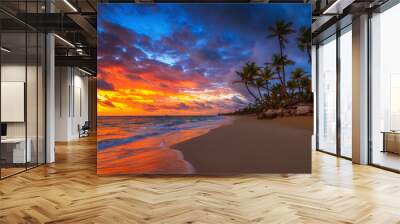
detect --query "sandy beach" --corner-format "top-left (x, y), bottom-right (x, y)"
top-left (97, 115), bottom-right (312, 175)
top-left (173, 115), bottom-right (313, 174)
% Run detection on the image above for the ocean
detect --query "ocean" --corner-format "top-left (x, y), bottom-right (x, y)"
top-left (97, 116), bottom-right (231, 174)
top-left (97, 115), bottom-right (229, 150)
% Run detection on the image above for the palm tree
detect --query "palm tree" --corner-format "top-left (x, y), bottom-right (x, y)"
top-left (235, 71), bottom-right (258, 102)
top-left (235, 62), bottom-right (259, 102)
top-left (259, 65), bottom-right (274, 98)
top-left (269, 54), bottom-right (284, 86)
top-left (272, 83), bottom-right (285, 95)
top-left (291, 68), bottom-right (306, 95)
top-left (270, 83), bottom-right (285, 108)
top-left (253, 76), bottom-right (265, 100)
top-left (286, 80), bottom-right (297, 98)
top-left (268, 20), bottom-right (295, 85)
top-left (297, 26), bottom-right (311, 62)
top-left (269, 54), bottom-right (294, 87)
top-left (300, 75), bottom-right (312, 101)
top-left (268, 20), bottom-right (295, 55)
top-left (279, 55), bottom-right (294, 84)
top-left (244, 62), bottom-right (262, 100)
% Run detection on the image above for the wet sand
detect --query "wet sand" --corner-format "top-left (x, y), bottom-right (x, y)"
top-left (173, 115), bottom-right (313, 174)
top-left (97, 117), bottom-right (233, 175)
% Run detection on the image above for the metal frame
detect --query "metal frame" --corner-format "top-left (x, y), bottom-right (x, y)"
top-left (0, 20), bottom-right (2, 179)
top-left (25, 2), bottom-right (28, 172)
top-left (315, 22), bottom-right (353, 161)
top-left (367, 10), bottom-right (373, 166)
top-left (336, 24), bottom-right (341, 158)
top-left (36, 1), bottom-right (39, 167)
top-left (315, 44), bottom-right (320, 151)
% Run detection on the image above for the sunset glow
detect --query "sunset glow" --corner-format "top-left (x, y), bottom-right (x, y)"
top-left (97, 4), bottom-right (310, 116)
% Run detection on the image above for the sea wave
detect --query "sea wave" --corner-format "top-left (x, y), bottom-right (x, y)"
top-left (97, 116), bottom-right (228, 151)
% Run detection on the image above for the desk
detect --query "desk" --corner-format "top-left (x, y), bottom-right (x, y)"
top-left (381, 131), bottom-right (400, 154)
top-left (1, 138), bottom-right (31, 163)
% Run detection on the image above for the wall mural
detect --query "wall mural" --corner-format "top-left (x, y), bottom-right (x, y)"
top-left (97, 3), bottom-right (312, 175)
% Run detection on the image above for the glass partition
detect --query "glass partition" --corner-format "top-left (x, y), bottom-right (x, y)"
top-left (0, 1), bottom-right (46, 179)
top-left (317, 35), bottom-right (337, 154)
top-left (1, 31), bottom-right (28, 177)
top-left (339, 26), bottom-right (352, 158)
top-left (370, 3), bottom-right (400, 171)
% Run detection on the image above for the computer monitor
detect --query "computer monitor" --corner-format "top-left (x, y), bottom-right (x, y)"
top-left (1, 123), bottom-right (7, 137)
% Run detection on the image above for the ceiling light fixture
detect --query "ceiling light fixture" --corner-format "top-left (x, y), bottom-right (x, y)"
top-left (322, 0), bottom-right (341, 15)
top-left (76, 48), bottom-right (85, 55)
top-left (54, 34), bottom-right (75, 48)
top-left (1, 47), bottom-right (11, 53)
top-left (63, 0), bottom-right (78, 12)
top-left (322, 0), bottom-right (355, 15)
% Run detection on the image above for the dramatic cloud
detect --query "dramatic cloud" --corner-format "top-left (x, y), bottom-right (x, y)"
top-left (97, 4), bottom-right (310, 116)
top-left (98, 79), bottom-right (115, 91)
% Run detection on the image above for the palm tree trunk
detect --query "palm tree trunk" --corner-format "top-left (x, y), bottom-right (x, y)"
top-left (276, 71), bottom-right (287, 98)
top-left (245, 82), bottom-right (258, 101)
top-left (279, 38), bottom-right (286, 85)
top-left (297, 80), bottom-right (302, 99)
top-left (278, 38), bottom-right (289, 98)
top-left (257, 87), bottom-right (263, 99)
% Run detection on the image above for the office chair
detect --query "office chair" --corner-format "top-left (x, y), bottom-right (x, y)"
top-left (79, 121), bottom-right (90, 138)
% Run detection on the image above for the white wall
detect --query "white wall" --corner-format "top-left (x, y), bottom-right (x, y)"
top-left (55, 67), bottom-right (89, 141)
top-left (72, 72), bottom-right (89, 138)
top-left (55, 67), bottom-right (70, 141)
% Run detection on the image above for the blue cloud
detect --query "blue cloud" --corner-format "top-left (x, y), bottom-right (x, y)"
top-left (98, 3), bottom-right (311, 101)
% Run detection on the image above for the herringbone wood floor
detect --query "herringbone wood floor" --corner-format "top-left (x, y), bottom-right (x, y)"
top-left (1, 136), bottom-right (400, 224)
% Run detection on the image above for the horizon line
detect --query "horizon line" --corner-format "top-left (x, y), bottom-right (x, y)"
top-left (97, 114), bottom-right (224, 117)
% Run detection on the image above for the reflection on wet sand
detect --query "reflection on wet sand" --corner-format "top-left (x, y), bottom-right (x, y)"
top-left (97, 116), bottom-right (232, 174)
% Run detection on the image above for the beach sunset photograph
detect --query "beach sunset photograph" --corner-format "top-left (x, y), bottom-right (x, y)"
top-left (97, 3), bottom-right (312, 174)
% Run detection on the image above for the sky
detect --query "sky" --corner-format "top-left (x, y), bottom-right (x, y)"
top-left (97, 3), bottom-right (311, 116)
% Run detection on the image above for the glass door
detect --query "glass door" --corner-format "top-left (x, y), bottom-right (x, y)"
top-left (317, 35), bottom-right (337, 154)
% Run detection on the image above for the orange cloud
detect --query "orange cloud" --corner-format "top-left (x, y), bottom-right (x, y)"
top-left (97, 56), bottom-right (247, 116)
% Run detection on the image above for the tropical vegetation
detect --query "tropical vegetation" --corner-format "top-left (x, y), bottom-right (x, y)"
top-left (232, 20), bottom-right (312, 115)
